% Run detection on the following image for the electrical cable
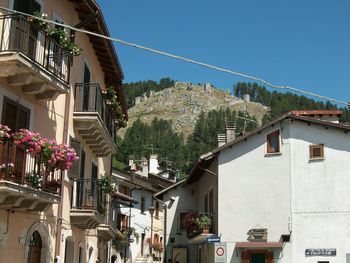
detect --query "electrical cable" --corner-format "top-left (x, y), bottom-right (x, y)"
top-left (0, 5), bottom-right (348, 107)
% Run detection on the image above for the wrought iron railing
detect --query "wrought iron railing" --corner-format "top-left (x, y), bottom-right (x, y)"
top-left (106, 199), bottom-right (119, 231)
top-left (0, 140), bottom-right (62, 194)
top-left (72, 178), bottom-right (106, 215)
top-left (74, 83), bottom-right (116, 142)
top-left (0, 14), bottom-right (71, 83)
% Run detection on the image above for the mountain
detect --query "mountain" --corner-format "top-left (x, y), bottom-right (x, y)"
top-left (119, 82), bottom-right (268, 140)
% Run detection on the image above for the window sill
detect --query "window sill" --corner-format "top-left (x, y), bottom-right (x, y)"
top-left (309, 158), bottom-right (324, 162)
top-left (265, 152), bottom-right (282, 157)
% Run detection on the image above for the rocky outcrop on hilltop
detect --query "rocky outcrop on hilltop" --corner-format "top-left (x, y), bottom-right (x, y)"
top-left (119, 82), bottom-right (268, 139)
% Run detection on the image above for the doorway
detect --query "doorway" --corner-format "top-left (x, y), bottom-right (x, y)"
top-left (251, 253), bottom-right (265, 263)
top-left (28, 231), bottom-right (42, 263)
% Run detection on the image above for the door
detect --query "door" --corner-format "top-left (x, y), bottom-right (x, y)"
top-left (28, 231), bottom-right (42, 263)
top-left (141, 233), bottom-right (145, 256)
top-left (172, 247), bottom-right (187, 263)
top-left (1, 97), bottom-right (30, 182)
top-left (76, 149), bottom-right (85, 208)
top-left (13, 0), bottom-right (41, 59)
top-left (251, 253), bottom-right (265, 263)
top-left (2, 97), bottom-right (30, 130)
top-left (83, 63), bottom-right (91, 111)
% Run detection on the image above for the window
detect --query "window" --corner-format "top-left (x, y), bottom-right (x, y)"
top-left (179, 212), bottom-right (188, 230)
top-left (155, 202), bottom-right (160, 219)
top-left (309, 144), bottom-right (324, 159)
top-left (120, 214), bottom-right (129, 230)
top-left (140, 196), bottom-right (145, 213)
top-left (204, 189), bottom-right (214, 215)
top-left (266, 130), bottom-right (280, 154)
top-left (78, 246), bottom-right (83, 263)
top-left (119, 185), bottom-right (130, 196)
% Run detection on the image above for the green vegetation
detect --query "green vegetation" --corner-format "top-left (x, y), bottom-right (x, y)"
top-left (114, 108), bottom-right (257, 177)
top-left (124, 77), bottom-right (175, 108)
top-left (115, 80), bottom-right (350, 179)
top-left (234, 82), bottom-right (350, 123)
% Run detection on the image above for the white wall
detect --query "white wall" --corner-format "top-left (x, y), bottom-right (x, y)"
top-left (290, 121), bottom-right (350, 263)
top-left (163, 182), bottom-right (197, 262)
top-left (218, 121), bottom-right (292, 263)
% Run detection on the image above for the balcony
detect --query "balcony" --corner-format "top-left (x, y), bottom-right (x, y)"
top-left (70, 178), bottom-right (106, 229)
top-left (0, 14), bottom-right (71, 100)
top-left (98, 198), bottom-right (118, 241)
top-left (0, 140), bottom-right (61, 211)
top-left (73, 83), bottom-right (117, 157)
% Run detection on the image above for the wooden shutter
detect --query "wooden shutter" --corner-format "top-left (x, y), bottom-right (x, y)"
top-left (241, 251), bottom-right (249, 263)
top-left (266, 252), bottom-right (274, 263)
top-left (68, 137), bottom-right (81, 179)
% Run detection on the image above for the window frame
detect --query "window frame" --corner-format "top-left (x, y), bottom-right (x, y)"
top-left (309, 144), bottom-right (324, 160)
top-left (266, 129), bottom-right (281, 154)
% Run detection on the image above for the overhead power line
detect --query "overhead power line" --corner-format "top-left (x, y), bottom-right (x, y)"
top-left (1, 5), bottom-right (349, 107)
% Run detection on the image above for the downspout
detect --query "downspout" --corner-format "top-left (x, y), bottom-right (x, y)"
top-left (126, 186), bottom-right (143, 262)
top-left (153, 196), bottom-right (167, 263)
top-left (55, 90), bottom-right (71, 262)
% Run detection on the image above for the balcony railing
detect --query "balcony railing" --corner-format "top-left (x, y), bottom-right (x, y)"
top-left (0, 14), bottom-right (71, 83)
top-left (74, 83), bottom-right (116, 142)
top-left (72, 178), bottom-right (106, 215)
top-left (0, 140), bottom-right (62, 194)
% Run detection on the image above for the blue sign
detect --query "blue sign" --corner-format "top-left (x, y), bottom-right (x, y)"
top-left (207, 236), bottom-right (221, 243)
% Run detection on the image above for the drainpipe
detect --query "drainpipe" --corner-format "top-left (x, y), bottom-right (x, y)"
top-left (55, 89), bottom-right (71, 261)
top-left (153, 196), bottom-right (167, 263)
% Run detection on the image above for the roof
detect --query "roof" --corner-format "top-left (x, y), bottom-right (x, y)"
top-left (289, 110), bottom-right (343, 116)
top-left (112, 191), bottom-right (138, 204)
top-left (154, 179), bottom-right (186, 197)
top-left (186, 111), bottom-right (350, 185)
top-left (69, 0), bottom-right (127, 116)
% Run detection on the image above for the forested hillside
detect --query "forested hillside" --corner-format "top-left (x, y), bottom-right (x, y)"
top-left (234, 82), bottom-right (350, 123)
top-left (115, 80), bottom-right (350, 177)
top-left (114, 109), bottom-right (257, 176)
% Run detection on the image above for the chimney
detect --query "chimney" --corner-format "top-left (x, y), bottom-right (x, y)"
top-left (218, 134), bottom-right (226, 147)
top-left (130, 163), bottom-right (137, 181)
top-left (226, 122), bottom-right (236, 143)
top-left (128, 155), bottom-right (134, 166)
top-left (149, 154), bottom-right (159, 174)
top-left (141, 157), bottom-right (148, 177)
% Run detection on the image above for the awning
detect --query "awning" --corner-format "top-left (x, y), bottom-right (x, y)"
top-left (235, 242), bottom-right (283, 249)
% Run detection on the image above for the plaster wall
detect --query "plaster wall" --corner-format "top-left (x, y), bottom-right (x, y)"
top-left (163, 182), bottom-right (197, 262)
top-left (218, 122), bottom-right (292, 263)
top-left (290, 121), bottom-right (350, 263)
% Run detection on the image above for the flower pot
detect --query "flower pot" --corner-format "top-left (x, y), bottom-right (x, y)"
top-left (202, 227), bottom-right (209, 234)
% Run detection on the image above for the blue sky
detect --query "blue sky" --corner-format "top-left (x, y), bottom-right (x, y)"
top-left (99, 0), bottom-right (350, 105)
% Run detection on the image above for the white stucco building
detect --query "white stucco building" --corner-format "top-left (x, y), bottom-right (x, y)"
top-left (112, 155), bottom-right (176, 262)
top-left (156, 110), bottom-right (350, 263)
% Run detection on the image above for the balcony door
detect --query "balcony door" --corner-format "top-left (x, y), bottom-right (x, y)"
top-left (83, 62), bottom-right (91, 111)
top-left (1, 97), bottom-right (29, 182)
top-left (2, 96), bottom-right (30, 131)
top-left (12, 0), bottom-right (41, 59)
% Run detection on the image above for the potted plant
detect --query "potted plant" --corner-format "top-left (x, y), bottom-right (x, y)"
top-left (97, 174), bottom-right (116, 194)
top-left (194, 215), bottom-right (212, 234)
top-left (182, 210), bottom-right (201, 238)
top-left (25, 172), bottom-right (42, 189)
